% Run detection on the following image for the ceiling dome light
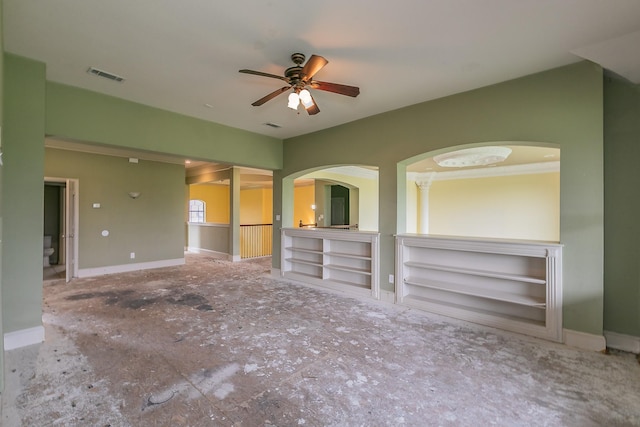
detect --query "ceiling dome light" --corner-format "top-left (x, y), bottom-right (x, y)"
top-left (287, 92), bottom-right (300, 110)
top-left (434, 146), bottom-right (512, 168)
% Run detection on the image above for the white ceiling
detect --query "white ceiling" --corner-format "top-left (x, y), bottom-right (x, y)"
top-left (5, 0), bottom-right (640, 141)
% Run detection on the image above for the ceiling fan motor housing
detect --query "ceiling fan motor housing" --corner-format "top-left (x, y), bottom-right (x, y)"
top-left (290, 53), bottom-right (306, 65)
top-left (286, 53), bottom-right (307, 88)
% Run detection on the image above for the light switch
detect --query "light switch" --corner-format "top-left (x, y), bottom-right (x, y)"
top-left (93, 203), bottom-right (101, 208)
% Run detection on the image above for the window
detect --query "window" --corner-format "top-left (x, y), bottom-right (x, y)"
top-left (189, 199), bottom-right (206, 223)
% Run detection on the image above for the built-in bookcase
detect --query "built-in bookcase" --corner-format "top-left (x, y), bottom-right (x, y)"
top-left (281, 228), bottom-right (380, 299)
top-left (395, 234), bottom-right (563, 342)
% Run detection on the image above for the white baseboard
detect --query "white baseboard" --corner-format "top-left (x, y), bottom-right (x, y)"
top-left (604, 330), bottom-right (640, 354)
top-left (77, 258), bottom-right (185, 278)
top-left (230, 254), bottom-right (242, 262)
top-left (270, 268), bottom-right (281, 278)
top-left (187, 247), bottom-right (229, 259)
top-left (4, 326), bottom-right (45, 350)
top-left (563, 329), bottom-right (606, 352)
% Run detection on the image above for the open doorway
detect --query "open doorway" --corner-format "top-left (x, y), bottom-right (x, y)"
top-left (330, 184), bottom-right (350, 226)
top-left (44, 177), bottom-right (79, 282)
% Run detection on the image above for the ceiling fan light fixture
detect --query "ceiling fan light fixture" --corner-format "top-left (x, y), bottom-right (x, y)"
top-left (299, 89), bottom-right (314, 108)
top-left (287, 92), bottom-right (300, 110)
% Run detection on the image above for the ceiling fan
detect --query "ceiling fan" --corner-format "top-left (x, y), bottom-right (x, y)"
top-left (239, 53), bottom-right (360, 115)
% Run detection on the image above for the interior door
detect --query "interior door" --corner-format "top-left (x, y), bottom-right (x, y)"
top-left (65, 179), bottom-right (77, 282)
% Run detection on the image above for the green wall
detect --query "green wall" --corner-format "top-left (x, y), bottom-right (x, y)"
top-left (0, 53), bottom-right (283, 344)
top-left (279, 61), bottom-right (605, 335)
top-left (0, 0), bottom-right (5, 392)
top-left (2, 54), bottom-right (46, 334)
top-left (603, 75), bottom-right (640, 336)
top-left (45, 148), bottom-right (186, 269)
top-left (46, 82), bottom-right (283, 170)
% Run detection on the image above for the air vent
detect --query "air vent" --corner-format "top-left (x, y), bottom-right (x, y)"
top-left (87, 67), bottom-right (125, 83)
top-left (264, 122), bottom-right (282, 129)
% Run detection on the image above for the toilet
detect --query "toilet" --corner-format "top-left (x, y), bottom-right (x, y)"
top-left (43, 235), bottom-right (55, 267)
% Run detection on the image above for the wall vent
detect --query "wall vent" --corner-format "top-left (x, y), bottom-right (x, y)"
top-left (87, 67), bottom-right (125, 83)
top-left (264, 122), bottom-right (282, 129)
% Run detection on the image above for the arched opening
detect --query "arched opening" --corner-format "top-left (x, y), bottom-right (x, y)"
top-left (286, 165), bottom-right (378, 231)
top-left (404, 143), bottom-right (560, 242)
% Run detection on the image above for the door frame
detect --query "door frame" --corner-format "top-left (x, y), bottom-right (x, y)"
top-left (44, 177), bottom-right (79, 281)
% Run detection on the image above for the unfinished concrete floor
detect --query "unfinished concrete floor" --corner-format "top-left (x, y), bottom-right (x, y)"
top-left (2, 253), bottom-right (640, 426)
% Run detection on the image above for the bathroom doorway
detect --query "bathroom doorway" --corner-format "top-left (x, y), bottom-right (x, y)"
top-left (44, 177), bottom-right (79, 282)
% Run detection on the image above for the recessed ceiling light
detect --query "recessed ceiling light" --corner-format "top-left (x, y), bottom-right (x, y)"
top-left (204, 103), bottom-right (214, 108)
top-left (185, 160), bottom-right (192, 164)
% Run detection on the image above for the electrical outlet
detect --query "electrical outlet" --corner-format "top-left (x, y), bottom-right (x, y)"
top-left (130, 252), bottom-right (135, 259)
top-left (389, 274), bottom-right (394, 283)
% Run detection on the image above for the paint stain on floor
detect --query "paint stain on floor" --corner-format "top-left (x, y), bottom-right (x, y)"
top-left (3, 254), bottom-right (640, 426)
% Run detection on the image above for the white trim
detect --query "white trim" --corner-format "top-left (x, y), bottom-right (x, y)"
top-left (77, 258), bottom-right (185, 278)
top-left (44, 177), bottom-right (80, 281)
top-left (186, 221), bottom-right (230, 228)
top-left (604, 330), bottom-right (640, 353)
top-left (4, 326), bottom-right (45, 350)
top-left (563, 329), bottom-right (606, 352)
top-left (187, 247), bottom-right (228, 259)
top-left (230, 254), bottom-right (242, 262)
top-left (270, 267), bottom-right (281, 278)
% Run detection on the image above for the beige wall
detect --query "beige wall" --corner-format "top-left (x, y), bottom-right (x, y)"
top-left (426, 172), bottom-right (560, 241)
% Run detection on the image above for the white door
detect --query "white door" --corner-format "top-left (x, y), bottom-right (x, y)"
top-left (65, 179), bottom-right (78, 282)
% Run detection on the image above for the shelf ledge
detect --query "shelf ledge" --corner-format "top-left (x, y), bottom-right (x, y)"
top-left (404, 277), bottom-right (546, 308)
top-left (404, 261), bottom-right (546, 284)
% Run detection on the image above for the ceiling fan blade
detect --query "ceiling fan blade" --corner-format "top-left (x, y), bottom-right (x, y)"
top-left (305, 92), bottom-right (320, 115)
top-left (301, 55), bottom-right (328, 82)
top-left (239, 69), bottom-right (289, 82)
top-left (251, 86), bottom-right (291, 106)
top-left (310, 81), bottom-right (360, 97)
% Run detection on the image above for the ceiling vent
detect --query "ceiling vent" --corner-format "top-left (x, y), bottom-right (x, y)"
top-left (264, 122), bottom-right (282, 129)
top-left (87, 67), bottom-right (125, 83)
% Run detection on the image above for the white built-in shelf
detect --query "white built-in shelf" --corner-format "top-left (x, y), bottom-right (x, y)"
top-left (286, 257), bottom-right (322, 267)
top-left (396, 234), bottom-right (562, 342)
top-left (403, 276), bottom-right (546, 307)
top-left (286, 247), bottom-right (324, 255)
top-left (403, 261), bottom-right (547, 285)
top-left (281, 228), bottom-right (380, 299)
top-left (325, 264), bottom-right (372, 275)
top-left (401, 294), bottom-right (547, 328)
top-left (324, 251), bottom-right (372, 261)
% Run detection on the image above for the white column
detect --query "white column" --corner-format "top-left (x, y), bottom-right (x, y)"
top-left (416, 173), bottom-right (435, 234)
top-left (229, 167), bottom-right (241, 261)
